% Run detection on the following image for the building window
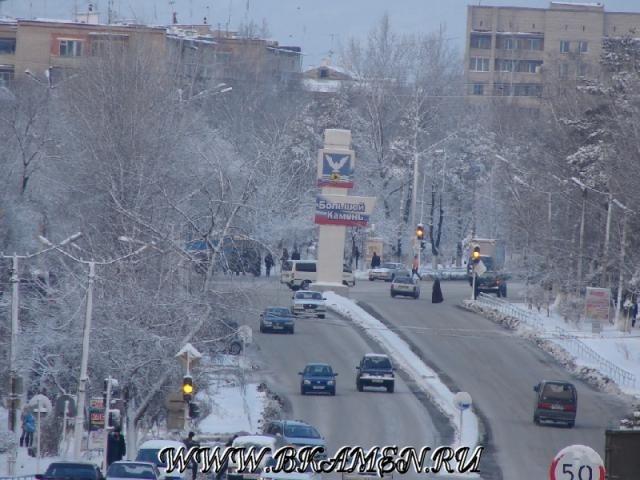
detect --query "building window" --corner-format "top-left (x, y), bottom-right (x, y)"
top-left (319, 68), bottom-right (329, 78)
top-left (513, 84), bottom-right (542, 96)
top-left (470, 34), bottom-right (491, 49)
top-left (469, 57), bottom-right (490, 72)
top-left (528, 38), bottom-right (543, 50)
top-left (504, 38), bottom-right (515, 50)
top-left (90, 35), bottom-right (128, 56)
top-left (518, 60), bottom-right (542, 73)
top-left (577, 63), bottom-right (588, 77)
top-left (0, 66), bottom-right (14, 86)
top-left (59, 39), bottom-right (83, 57)
top-left (578, 41), bottom-right (588, 54)
top-left (493, 83), bottom-right (512, 96)
top-left (560, 40), bottom-right (570, 53)
top-left (559, 63), bottom-right (569, 78)
top-left (496, 59), bottom-right (516, 72)
top-left (0, 38), bottom-right (16, 54)
top-left (471, 83), bottom-right (484, 95)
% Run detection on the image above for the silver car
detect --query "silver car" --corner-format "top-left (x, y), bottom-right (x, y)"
top-left (106, 462), bottom-right (163, 480)
top-left (369, 263), bottom-right (408, 282)
top-left (390, 276), bottom-right (420, 299)
top-left (292, 290), bottom-right (327, 318)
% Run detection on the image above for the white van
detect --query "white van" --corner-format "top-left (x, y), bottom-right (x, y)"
top-left (281, 260), bottom-right (355, 290)
top-left (135, 439), bottom-right (188, 480)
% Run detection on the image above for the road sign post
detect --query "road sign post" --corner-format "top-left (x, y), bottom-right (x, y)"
top-left (453, 392), bottom-right (472, 447)
top-left (549, 445), bottom-right (605, 480)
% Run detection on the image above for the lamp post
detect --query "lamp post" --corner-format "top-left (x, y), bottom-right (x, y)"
top-left (2, 232), bottom-right (82, 475)
top-left (38, 235), bottom-right (148, 460)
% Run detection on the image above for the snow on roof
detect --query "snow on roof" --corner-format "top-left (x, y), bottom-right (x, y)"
top-left (364, 353), bottom-right (389, 358)
top-left (233, 435), bottom-right (276, 446)
top-left (302, 78), bottom-right (343, 93)
top-left (138, 439), bottom-right (186, 449)
top-left (550, 1), bottom-right (603, 7)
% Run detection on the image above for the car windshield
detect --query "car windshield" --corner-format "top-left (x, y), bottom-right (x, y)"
top-left (296, 292), bottom-right (322, 300)
top-left (136, 450), bottom-right (165, 468)
top-left (541, 383), bottom-right (575, 403)
top-left (284, 424), bottom-right (320, 438)
top-left (480, 257), bottom-right (494, 270)
top-left (233, 441), bottom-right (273, 451)
top-left (363, 356), bottom-right (392, 369)
top-left (380, 263), bottom-right (398, 269)
top-left (266, 308), bottom-right (291, 317)
top-left (46, 465), bottom-right (97, 479)
top-left (107, 464), bottom-right (156, 479)
top-left (394, 277), bottom-right (413, 284)
top-left (305, 365), bottom-right (332, 376)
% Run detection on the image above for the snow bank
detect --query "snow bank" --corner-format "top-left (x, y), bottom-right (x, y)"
top-left (324, 292), bottom-right (481, 454)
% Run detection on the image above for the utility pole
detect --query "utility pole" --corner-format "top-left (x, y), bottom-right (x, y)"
top-left (614, 203), bottom-right (630, 330)
top-left (577, 186), bottom-right (587, 294)
top-left (603, 192), bottom-right (613, 283)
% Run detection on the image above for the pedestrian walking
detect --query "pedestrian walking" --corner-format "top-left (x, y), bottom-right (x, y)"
top-left (20, 410), bottom-right (35, 447)
top-left (412, 255), bottom-right (422, 280)
top-left (370, 252), bottom-right (381, 269)
top-left (281, 248), bottom-right (289, 268)
top-left (106, 426), bottom-right (126, 467)
top-left (183, 431), bottom-right (200, 480)
top-left (264, 253), bottom-right (274, 277)
top-left (291, 246), bottom-right (301, 261)
top-left (632, 300), bottom-right (638, 328)
top-left (354, 246), bottom-right (360, 270)
top-left (432, 278), bottom-right (444, 303)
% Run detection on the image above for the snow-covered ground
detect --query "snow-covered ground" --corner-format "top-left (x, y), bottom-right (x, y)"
top-left (324, 292), bottom-right (481, 456)
top-left (467, 295), bottom-right (640, 398)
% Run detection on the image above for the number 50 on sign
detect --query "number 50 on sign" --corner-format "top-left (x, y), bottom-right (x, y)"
top-left (550, 445), bottom-right (605, 480)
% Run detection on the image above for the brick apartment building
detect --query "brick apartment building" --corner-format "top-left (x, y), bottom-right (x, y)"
top-left (464, 1), bottom-right (640, 107)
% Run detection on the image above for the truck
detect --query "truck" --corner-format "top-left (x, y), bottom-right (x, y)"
top-left (605, 428), bottom-right (640, 479)
top-left (466, 238), bottom-right (508, 298)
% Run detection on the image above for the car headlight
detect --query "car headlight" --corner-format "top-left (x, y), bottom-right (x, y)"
top-left (263, 321), bottom-right (272, 326)
top-left (327, 380), bottom-right (334, 385)
top-left (303, 380), bottom-right (311, 385)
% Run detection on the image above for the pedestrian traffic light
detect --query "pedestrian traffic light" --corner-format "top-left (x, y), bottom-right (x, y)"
top-left (182, 375), bottom-right (194, 402)
top-left (472, 246), bottom-right (481, 263)
top-left (189, 402), bottom-right (200, 418)
top-left (420, 241), bottom-right (426, 251)
top-left (416, 224), bottom-right (425, 240)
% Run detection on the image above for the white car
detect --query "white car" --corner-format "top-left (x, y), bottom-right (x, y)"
top-left (227, 434), bottom-right (286, 480)
top-left (368, 263), bottom-right (409, 282)
top-left (135, 439), bottom-right (188, 480)
top-left (292, 291), bottom-right (327, 319)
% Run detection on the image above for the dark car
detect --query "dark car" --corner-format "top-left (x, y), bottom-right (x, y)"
top-left (263, 419), bottom-right (326, 451)
top-left (260, 307), bottom-right (295, 334)
top-left (356, 353), bottom-right (395, 393)
top-left (299, 363), bottom-right (338, 395)
top-left (390, 275), bottom-right (420, 299)
top-left (533, 380), bottom-right (577, 427)
top-left (468, 256), bottom-right (508, 298)
top-left (36, 462), bottom-right (104, 480)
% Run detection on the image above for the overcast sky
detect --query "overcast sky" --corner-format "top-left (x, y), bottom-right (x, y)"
top-left (1, 0), bottom-right (639, 68)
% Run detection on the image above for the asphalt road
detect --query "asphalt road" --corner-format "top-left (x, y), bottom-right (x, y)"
top-left (350, 279), bottom-right (632, 480)
top-left (243, 279), bottom-right (469, 480)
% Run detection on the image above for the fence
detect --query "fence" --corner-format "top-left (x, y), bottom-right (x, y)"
top-left (0, 475), bottom-right (37, 480)
top-left (474, 294), bottom-right (636, 389)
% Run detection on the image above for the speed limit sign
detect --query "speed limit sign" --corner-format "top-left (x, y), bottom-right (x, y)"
top-left (550, 445), bottom-right (605, 480)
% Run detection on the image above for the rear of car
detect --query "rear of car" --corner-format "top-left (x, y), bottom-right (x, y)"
top-left (390, 276), bottom-right (420, 299)
top-left (292, 291), bottom-right (326, 318)
top-left (106, 462), bottom-right (160, 480)
top-left (227, 435), bottom-right (284, 480)
top-left (533, 381), bottom-right (577, 427)
top-left (135, 440), bottom-right (188, 480)
top-left (36, 462), bottom-right (103, 480)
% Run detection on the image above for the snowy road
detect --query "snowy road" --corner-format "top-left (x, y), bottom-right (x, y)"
top-left (351, 280), bottom-right (631, 480)
top-left (244, 279), bottom-right (472, 480)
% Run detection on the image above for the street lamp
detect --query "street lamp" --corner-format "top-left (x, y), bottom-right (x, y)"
top-left (2, 231), bottom-right (82, 475)
top-left (38, 235), bottom-right (149, 460)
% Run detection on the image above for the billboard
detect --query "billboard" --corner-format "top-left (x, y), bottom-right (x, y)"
top-left (584, 287), bottom-right (611, 322)
top-left (315, 195), bottom-right (375, 227)
top-left (317, 149), bottom-right (355, 188)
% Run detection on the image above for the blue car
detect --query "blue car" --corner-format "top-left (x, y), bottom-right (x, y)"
top-left (298, 363), bottom-right (338, 396)
top-left (260, 307), bottom-right (295, 334)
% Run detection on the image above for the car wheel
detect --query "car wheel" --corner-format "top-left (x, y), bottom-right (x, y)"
top-left (300, 386), bottom-right (306, 395)
top-left (228, 341), bottom-right (242, 355)
top-left (391, 292), bottom-right (396, 298)
top-left (330, 387), bottom-right (336, 396)
top-left (387, 383), bottom-right (394, 393)
top-left (357, 380), bottom-right (363, 392)
top-left (369, 277), bottom-right (374, 281)
top-left (533, 415), bottom-right (539, 424)
top-left (567, 421), bottom-right (575, 428)
top-left (289, 326), bottom-right (295, 334)
top-left (414, 292), bottom-right (419, 299)
top-left (318, 314), bottom-right (325, 319)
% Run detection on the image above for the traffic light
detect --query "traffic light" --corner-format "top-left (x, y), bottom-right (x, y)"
top-left (416, 224), bottom-right (425, 240)
top-left (189, 402), bottom-right (200, 418)
top-left (472, 246), bottom-right (481, 263)
top-left (182, 375), bottom-right (194, 402)
top-left (420, 241), bottom-right (426, 251)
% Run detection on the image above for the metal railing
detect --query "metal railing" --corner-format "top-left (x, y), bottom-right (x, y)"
top-left (553, 326), bottom-right (636, 388)
top-left (0, 475), bottom-right (38, 480)
top-left (473, 293), bottom-right (636, 389)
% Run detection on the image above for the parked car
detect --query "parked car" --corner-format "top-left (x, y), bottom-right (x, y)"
top-left (36, 462), bottom-right (104, 480)
top-left (106, 462), bottom-right (162, 480)
top-left (292, 290), bottom-right (327, 319)
top-left (281, 260), bottom-right (355, 290)
top-left (260, 307), bottom-right (295, 334)
top-left (227, 434), bottom-right (286, 480)
top-left (299, 363), bottom-right (338, 395)
top-left (533, 380), bottom-right (577, 427)
top-left (369, 263), bottom-right (409, 282)
top-left (135, 440), bottom-right (188, 480)
top-left (263, 419), bottom-right (326, 452)
top-left (390, 275), bottom-right (420, 299)
top-left (356, 354), bottom-right (395, 393)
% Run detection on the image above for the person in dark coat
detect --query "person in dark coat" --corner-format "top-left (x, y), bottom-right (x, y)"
top-left (370, 252), bottom-right (381, 269)
top-left (291, 247), bottom-right (301, 261)
top-left (281, 248), bottom-right (289, 267)
top-left (106, 426), bottom-right (126, 467)
top-left (183, 431), bottom-right (200, 480)
top-left (264, 253), bottom-right (274, 277)
top-left (432, 278), bottom-right (444, 303)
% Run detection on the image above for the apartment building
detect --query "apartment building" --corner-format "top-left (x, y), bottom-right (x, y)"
top-left (465, 1), bottom-right (640, 107)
